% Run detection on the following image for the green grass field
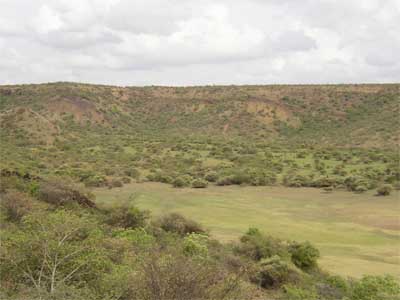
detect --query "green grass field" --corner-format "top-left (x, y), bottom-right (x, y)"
top-left (94, 183), bottom-right (400, 278)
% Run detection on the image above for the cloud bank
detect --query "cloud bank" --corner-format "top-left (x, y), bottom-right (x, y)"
top-left (0, 0), bottom-right (399, 85)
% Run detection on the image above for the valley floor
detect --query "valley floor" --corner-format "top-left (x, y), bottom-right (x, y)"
top-left (94, 183), bottom-right (400, 278)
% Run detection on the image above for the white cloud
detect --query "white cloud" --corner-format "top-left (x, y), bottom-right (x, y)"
top-left (0, 0), bottom-right (398, 85)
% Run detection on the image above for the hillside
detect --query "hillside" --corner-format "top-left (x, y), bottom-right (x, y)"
top-left (1, 82), bottom-right (399, 148)
top-left (1, 82), bottom-right (399, 192)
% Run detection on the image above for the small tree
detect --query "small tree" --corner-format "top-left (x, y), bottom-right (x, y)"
top-left (289, 241), bottom-right (319, 271)
top-left (1, 210), bottom-right (109, 296)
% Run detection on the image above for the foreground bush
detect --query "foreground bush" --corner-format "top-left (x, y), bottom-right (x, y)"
top-left (1, 210), bottom-right (110, 297)
top-left (350, 275), bottom-right (400, 300)
top-left (289, 241), bottom-right (320, 271)
top-left (131, 249), bottom-right (247, 300)
top-left (250, 256), bottom-right (300, 289)
top-left (236, 228), bottom-right (288, 261)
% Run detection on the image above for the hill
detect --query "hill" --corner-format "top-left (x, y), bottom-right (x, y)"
top-left (1, 82), bottom-right (399, 147)
top-left (0, 82), bottom-right (398, 191)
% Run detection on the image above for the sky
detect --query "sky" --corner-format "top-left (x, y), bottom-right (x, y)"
top-left (0, 0), bottom-right (399, 86)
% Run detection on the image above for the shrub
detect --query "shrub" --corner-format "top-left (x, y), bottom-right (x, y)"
top-left (156, 213), bottom-right (205, 236)
top-left (82, 175), bottom-right (107, 187)
top-left (192, 179), bottom-right (208, 188)
top-left (173, 176), bottom-right (191, 188)
top-left (311, 176), bottom-right (340, 188)
top-left (216, 176), bottom-right (234, 186)
top-left (114, 228), bottom-right (155, 250)
top-left (289, 241), bottom-right (319, 271)
top-left (236, 228), bottom-right (288, 261)
top-left (376, 184), bottom-right (393, 196)
top-left (282, 284), bottom-right (318, 300)
top-left (344, 176), bottom-right (371, 192)
top-left (0, 190), bottom-right (33, 222)
top-left (1, 210), bottom-right (110, 296)
top-left (157, 173), bottom-right (173, 184)
top-left (204, 172), bottom-right (218, 182)
top-left (121, 177), bottom-right (131, 184)
top-left (318, 274), bottom-right (349, 299)
top-left (354, 185), bottom-right (368, 193)
top-left (250, 256), bottom-right (299, 289)
top-left (283, 174), bottom-right (310, 188)
top-left (183, 233), bottom-right (209, 258)
top-left (38, 180), bottom-right (95, 208)
top-left (109, 179), bottom-right (123, 188)
top-left (124, 168), bottom-right (140, 179)
top-left (350, 275), bottom-right (400, 300)
top-left (104, 202), bottom-right (149, 229)
top-left (132, 249), bottom-right (244, 300)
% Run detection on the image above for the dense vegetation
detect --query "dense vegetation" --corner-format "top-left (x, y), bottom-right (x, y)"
top-left (0, 82), bottom-right (399, 299)
top-left (1, 177), bottom-right (399, 300)
top-left (0, 83), bottom-right (399, 194)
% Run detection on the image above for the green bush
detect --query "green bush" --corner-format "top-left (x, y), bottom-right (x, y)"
top-left (1, 210), bottom-right (111, 296)
top-left (104, 202), bottom-right (149, 229)
top-left (344, 176), bottom-right (372, 192)
top-left (173, 176), bottom-right (191, 188)
top-left (192, 179), bottom-right (208, 188)
top-left (250, 256), bottom-right (299, 289)
top-left (114, 228), bottom-right (155, 249)
top-left (148, 172), bottom-right (173, 184)
top-left (326, 275), bottom-right (349, 292)
top-left (350, 275), bottom-right (400, 300)
top-left (236, 228), bottom-right (288, 261)
top-left (282, 284), bottom-right (318, 300)
top-left (289, 241), bottom-right (319, 271)
top-left (183, 233), bottom-right (209, 258)
top-left (283, 174), bottom-right (311, 187)
top-left (204, 172), bottom-right (218, 182)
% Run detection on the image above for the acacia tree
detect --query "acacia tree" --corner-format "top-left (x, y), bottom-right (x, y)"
top-left (1, 210), bottom-right (109, 297)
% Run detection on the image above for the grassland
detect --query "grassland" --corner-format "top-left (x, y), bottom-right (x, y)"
top-left (94, 183), bottom-right (400, 278)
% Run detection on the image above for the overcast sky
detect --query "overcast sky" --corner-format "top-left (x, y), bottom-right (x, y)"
top-left (0, 0), bottom-right (399, 86)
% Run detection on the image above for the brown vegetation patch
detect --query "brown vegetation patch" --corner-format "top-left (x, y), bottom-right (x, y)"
top-left (47, 96), bottom-right (106, 124)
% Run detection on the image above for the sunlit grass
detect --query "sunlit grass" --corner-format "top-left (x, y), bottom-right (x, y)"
top-left (94, 183), bottom-right (400, 278)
